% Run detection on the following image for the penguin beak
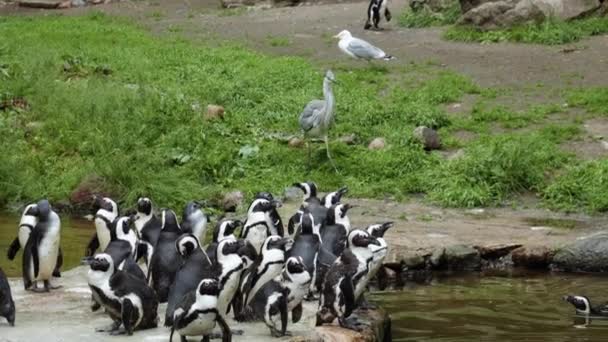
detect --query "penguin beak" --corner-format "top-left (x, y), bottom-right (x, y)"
top-left (368, 237), bottom-right (381, 246)
top-left (271, 199), bottom-right (282, 208)
top-left (277, 238), bottom-right (292, 249)
top-left (382, 221), bottom-right (394, 233)
top-left (343, 204), bottom-right (357, 212)
top-left (81, 256), bottom-right (95, 265)
top-left (337, 186), bottom-right (348, 196)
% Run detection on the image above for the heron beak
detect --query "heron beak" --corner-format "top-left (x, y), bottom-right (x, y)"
top-left (332, 34), bottom-right (340, 39)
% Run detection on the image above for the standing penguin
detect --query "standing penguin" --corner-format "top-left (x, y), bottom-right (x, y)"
top-left (165, 234), bottom-right (214, 327)
top-left (321, 186), bottom-right (349, 209)
top-left (149, 209), bottom-right (183, 302)
top-left (321, 203), bottom-right (354, 256)
top-left (243, 256), bottom-right (311, 337)
top-left (181, 201), bottom-right (208, 244)
top-left (215, 238), bottom-right (246, 322)
top-left (85, 253), bottom-right (158, 335)
top-left (242, 236), bottom-right (291, 307)
top-left (170, 278), bottom-right (232, 342)
top-left (287, 212), bottom-right (320, 294)
top-left (241, 198), bottom-right (282, 252)
top-left (85, 196), bottom-right (119, 257)
top-left (0, 267), bottom-right (15, 326)
top-left (364, 0), bottom-right (391, 30)
top-left (104, 216), bottom-right (145, 280)
top-left (133, 197), bottom-right (162, 270)
top-left (7, 204), bottom-right (63, 277)
top-left (288, 183), bottom-right (348, 236)
top-left (251, 192), bottom-right (284, 237)
top-left (347, 230), bottom-right (380, 302)
top-left (22, 199), bottom-right (62, 292)
top-left (206, 219), bottom-right (242, 263)
top-left (365, 222), bottom-right (393, 287)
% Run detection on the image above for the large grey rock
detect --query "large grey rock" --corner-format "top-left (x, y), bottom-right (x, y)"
top-left (459, 0), bottom-right (500, 13)
top-left (533, 0), bottom-right (600, 20)
top-left (431, 245), bottom-right (481, 271)
top-left (552, 232), bottom-right (608, 272)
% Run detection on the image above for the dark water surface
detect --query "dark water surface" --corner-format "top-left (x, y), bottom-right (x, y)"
top-left (0, 213), bottom-right (93, 277)
top-left (371, 273), bottom-right (608, 341)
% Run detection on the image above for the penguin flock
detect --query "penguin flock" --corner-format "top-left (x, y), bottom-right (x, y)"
top-left (0, 182), bottom-right (394, 340)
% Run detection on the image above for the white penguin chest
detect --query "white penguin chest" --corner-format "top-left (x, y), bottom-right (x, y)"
top-left (95, 218), bottom-right (112, 250)
top-left (37, 227), bottom-right (60, 280)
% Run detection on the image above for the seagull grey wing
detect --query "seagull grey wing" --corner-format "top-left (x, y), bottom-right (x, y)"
top-left (299, 100), bottom-right (325, 132)
top-left (347, 38), bottom-right (385, 59)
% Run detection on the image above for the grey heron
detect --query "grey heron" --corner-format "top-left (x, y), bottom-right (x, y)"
top-left (299, 70), bottom-right (339, 172)
top-left (334, 30), bottom-right (394, 62)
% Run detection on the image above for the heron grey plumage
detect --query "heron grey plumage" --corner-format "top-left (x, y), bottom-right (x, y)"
top-left (299, 70), bottom-right (339, 172)
top-left (334, 30), bottom-right (394, 61)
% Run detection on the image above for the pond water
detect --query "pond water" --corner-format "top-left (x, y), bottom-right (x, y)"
top-left (371, 273), bottom-right (608, 341)
top-left (0, 213), bottom-right (93, 277)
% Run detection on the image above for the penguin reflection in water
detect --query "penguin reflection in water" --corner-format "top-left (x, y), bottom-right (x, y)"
top-left (85, 253), bottom-right (158, 335)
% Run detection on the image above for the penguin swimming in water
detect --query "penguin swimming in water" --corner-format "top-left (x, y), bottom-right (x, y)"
top-left (364, 0), bottom-right (391, 30)
top-left (165, 234), bottom-right (214, 327)
top-left (242, 256), bottom-right (311, 337)
top-left (7, 203), bottom-right (63, 277)
top-left (366, 222), bottom-right (393, 288)
top-left (85, 196), bottom-right (119, 257)
top-left (22, 199), bottom-right (62, 292)
top-left (241, 236), bottom-right (291, 307)
top-left (149, 209), bottom-right (183, 302)
top-left (206, 219), bottom-right (242, 263)
top-left (287, 212), bottom-right (320, 295)
top-left (0, 267), bottom-right (15, 326)
top-left (181, 201), bottom-right (208, 244)
top-left (241, 198), bottom-right (282, 252)
top-left (85, 253), bottom-right (158, 335)
top-left (251, 192), bottom-right (284, 237)
top-left (563, 295), bottom-right (608, 316)
top-left (321, 203), bottom-right (354, 257)
top-left (132, 197), bottom-right (161, 271)
top-left (215, 238), bottom-right (246, 321)
top-left (170, 278), bottom-right (232, 342)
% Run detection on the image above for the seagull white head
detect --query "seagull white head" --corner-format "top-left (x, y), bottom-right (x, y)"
top-left (333, 30), bottom-right (351, 40)
top-left (324, 70), bottom-right (337, 83)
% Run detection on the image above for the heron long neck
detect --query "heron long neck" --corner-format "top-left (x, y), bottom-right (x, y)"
top-left (323, 79), bottom-right (334, 122)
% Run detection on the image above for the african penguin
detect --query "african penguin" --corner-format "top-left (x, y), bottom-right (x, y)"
top-left (205, 219), bottom-right (242, 263)
top-left (241, 198), bottom-right (282, 252)
top-left (0, 267), bottom-right (15, 326)
top-left (7, 203), bottom-right (63, 277)
top-left (321, 203), bottom-right (353, 257)
top-left (243, 256), bottom-right (311, 337)
top-left (149, 209), bottom-right (183, 302)
top-left (170, 278), bottom-right (232, 342)
top-left (215, 238), bottom-right (246, 321)
top-left (364, 0), bottom-right (391, 30)
top-left (321, 186), bottom-right (349, 209)
top-left (563, 295), bottom-right (608, 316)
top-left (165, 233), bottom-right (215, 327)
top-left (287, 212), bottom-right (320, 295)
top-left (181, 201), bottom-right (208, 244)
top-left (22, 199), bottom-right (61, 292)
top-left (85, 253), bottom-right (158, 335)
top-left (103, 216), bottom-right (145, 280)
top-left (251, 192), bottom-right (285, 237)
top-left (242, 236), bottom-right (291, 307)
top-left (133, 197), bottom-right (162, 270)
top-left (86, 196), bottom-right (119, 257)
top-left (366, 222), bottom-right (393, 287)
top-left (287, 182), bottom-right (321, 236)
top-left (347, 229), bottom-right (380, 302)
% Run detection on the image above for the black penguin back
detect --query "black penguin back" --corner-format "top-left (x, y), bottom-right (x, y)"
top-left (0, 267), bottom-right (15, 326)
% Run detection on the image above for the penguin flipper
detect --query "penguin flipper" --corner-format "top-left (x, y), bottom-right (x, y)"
top-left (341, 275), bottom-right (356, 318)
top-left (216, 312), bottom-right (232, 342)
top-left (287, 212), bottom-right (301, 236)
top-left (121, 298), bottom-right (137, 335)
top-left (279, 293), bottom-right (288, 336)
top-left (7, 237), bottom-right (21, 260)
top-left (292, 302), bottom-right (303, 323)
top-left (86, 234), bottom-right (100, 257)
top-left (53, 248), bottom-right (63, 277)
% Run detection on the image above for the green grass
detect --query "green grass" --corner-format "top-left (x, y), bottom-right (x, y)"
top-left (398, 1), bottom-right (461, 28)
top-left (444, 16), bottom-right (608, 45)
top-left (266, 35), bottom-right (291, 47)
top-left (566, 87), bottom-right (608, 115)
top-left (0, 13), bottom-right (601, 212)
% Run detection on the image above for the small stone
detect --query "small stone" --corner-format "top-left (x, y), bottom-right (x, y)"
top-left (368, 137), bottom-right (386, 150)
top-left (57, 0), bottom-right (71, 7)
top-left (222, 191), bottom-right (244, 212)
top-left (204, 104), bottom-right (225, 121)
top-left (413, 126), bottom-right (441, 150)
top-left (338, 134), bottom-right (357, 145)
top-left (288, 137), bottom-right (304, 148)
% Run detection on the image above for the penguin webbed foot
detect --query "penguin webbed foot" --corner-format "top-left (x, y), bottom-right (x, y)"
top-left (31, 286), bottom-right (50, 293)
top-left (270, 328), bottom-right (289, 338)
top-left (108, 327), bottom-right (129, 336)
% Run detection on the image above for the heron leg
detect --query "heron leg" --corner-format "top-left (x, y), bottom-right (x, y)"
top-left (306, 139), bottom-right (312, 174)
top-left (324, 135), bottom-right (339, 174)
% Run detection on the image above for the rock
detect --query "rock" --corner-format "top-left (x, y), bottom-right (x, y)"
top-left (413, 126), bottom-right (441, 150)
top-left (301, 306), bottom-right (391, 342)
top-left (403, 254), bottom-right (427, 270)
top-left (442, 244), bottom-right (481, 271)
top-left (475, 243), bottom-right (522, 259)
top-left (69, 174), bottom-right (115, 212)
top-left (222, 191), bottom-right (244, 212)
top-left (513, 245), bottom-right (554, 269)
top-left (459, 0), bottom-right (500, 13)
top-left (429, 247), bottom-right (445, 267)
top-left (338, 134), bottom-right (357, 145)
top-left (283, 186), bottom-right (302, 203)
top-left (288, 137), bottom-right (305, 148)
top-left (552, 233), bottom-right (608, 272)
top-left (368, 137), bottom-right (386, 150)
top-left (411, 0), bottom-right (459, 11)
top-left (220, 0), bottom-right (257, 8)
top-left (533, 0), bottom-right (600, 20)
top-left (70, 0), bottom-right (85, 6)
top-left (204, 104), bottom-right (225, 121)
top-left (57, 0), bottom-right (70, 7)
top-left (18, 0), bottom-right (61, 8)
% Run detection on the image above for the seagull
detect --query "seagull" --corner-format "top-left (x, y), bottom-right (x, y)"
top-left (299, 70), bottom-right (339, 173)
top-left (334, 30), bottom-right (394, 62)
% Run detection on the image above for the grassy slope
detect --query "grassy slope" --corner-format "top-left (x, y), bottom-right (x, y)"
top-left (0, 13), bottom-right (606, 212)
